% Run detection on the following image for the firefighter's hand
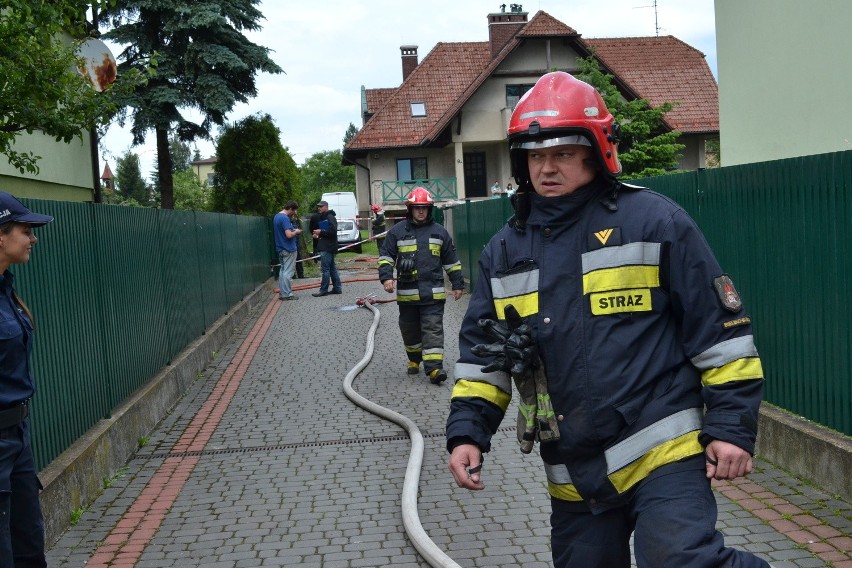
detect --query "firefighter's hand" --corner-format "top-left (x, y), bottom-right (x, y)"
top-left (471, 304), bottom-right (538, 375)
top-left (451, 289), bottom-right (463, 301)
top-left (383, 280), bottom-right (395, 293)
top-left (448, 444), bottom-right (485, 490)
top-left (705, 440), bottom-right (753, 480)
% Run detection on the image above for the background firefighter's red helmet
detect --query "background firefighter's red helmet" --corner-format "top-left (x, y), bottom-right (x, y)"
top-left (406, 187), bottom-right (434, 207)
top-left (370, 204), bottom-right (381, 213)
top-left (405, 187), bottom-right (434, 221)
top-left (508, 71), bottom-right (621, 188)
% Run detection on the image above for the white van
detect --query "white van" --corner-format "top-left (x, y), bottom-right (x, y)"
top-left (320, 191), bottom-right (361, 253)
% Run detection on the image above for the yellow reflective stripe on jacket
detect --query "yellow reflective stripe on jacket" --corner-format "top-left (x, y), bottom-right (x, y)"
top-left (429, 243), bottom-right (441, 255)
top-left (398, 238), bottom-right (417, 253)
top-left (377, 256), bottom-right (395, 267)
top-left (397, 289), bottom-right (420, 302)
top-left (582, 265), bottom-right (660, 295)
top-left (444, 261), bottom-right (462, 273)
top-left (700, 357), bottom-right (764, 386)
top-left (581, 242), bottom-right (661, 295)
top-left (691, 336), bottom-right (763, 386)
top-left (451, 379), bottom-right (511, 411)
top-left (608, 431), bottom-right (703, 493)
top-left (490, 268), bottom-right (540, 319)
top-left (544, 408), bottom-right (704, 501)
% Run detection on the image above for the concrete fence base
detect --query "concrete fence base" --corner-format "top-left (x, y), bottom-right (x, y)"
top-left (38, 282), bottom-right (272, 547)
top-left (756, 403), bottom-right (851, 502)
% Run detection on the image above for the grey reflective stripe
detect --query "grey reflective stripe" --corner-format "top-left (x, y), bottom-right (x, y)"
top-left (432, 286), bottom-right (446, 295)
top-left (423, 347), bottom-right (444, 356)
top-left (453, 362), bottom-right (512, 393)
top-left (544, 462), bottom-right (573, 485)
top-left (691, 336), bottom-right (759, 370)
top-left (490, 269), bottom-right (540, 299)
top-left (514, 135), bottom-right (591, 149)
top-left (581, 242), bottom-right (661, 274)
top-left (378, 255), bottom-right (395, 265)
top-left (604, 408), bottom-right (703, 473)
top-left (398, 238), bottom-right (417, 247)
top-left (543, 408), bottom-right (704, 486)
top-left (429, 237), bottom-right (444, 246)
top-left (443, 261), bottom-right (461, 271)
top-left (397, 289), bottom-right (419, 298)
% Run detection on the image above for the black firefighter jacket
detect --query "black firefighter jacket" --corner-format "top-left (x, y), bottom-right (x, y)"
top-left (446, 178), bottom-right (765, 513)
top-left (378, 217), bottom-right (464, 304)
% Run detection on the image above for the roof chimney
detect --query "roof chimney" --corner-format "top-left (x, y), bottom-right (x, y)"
top-left (488, 5), bottom-right (528, 59)
top-left (400, 45), bottom-right (419, 81)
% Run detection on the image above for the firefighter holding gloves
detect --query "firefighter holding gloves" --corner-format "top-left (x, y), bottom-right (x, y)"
top-left (446, 72), bottom-right (771, 567)
top-left (378, 188), bottom-right (464, 385)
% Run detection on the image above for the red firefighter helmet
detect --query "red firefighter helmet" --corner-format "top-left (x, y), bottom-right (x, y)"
top-left (370, 204), bottom-right (381, 213)
top-left (508, 72), bottom-right (621, 186)
top-left (406, 187), bottom-right (434, 207)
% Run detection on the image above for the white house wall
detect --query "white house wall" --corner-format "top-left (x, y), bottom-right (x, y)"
top-left (716, 0), bottom-right (852, 165)
top-left (0, 130), bottom-right (95, 201)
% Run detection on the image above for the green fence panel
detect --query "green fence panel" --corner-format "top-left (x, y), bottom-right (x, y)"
top-left (16, 199), bottom-right (110, 469)
top-left (6, 198), bottom-right (272, 469)
top-left (447, 151), bottom-right (852, 435)
top-left (157, 209), bottom-right (207, 360)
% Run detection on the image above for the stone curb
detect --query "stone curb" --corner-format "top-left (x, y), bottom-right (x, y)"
top-left (756, 403), bottom-right (852, 502)
top-left (37, 281), bottom-right (272, 547)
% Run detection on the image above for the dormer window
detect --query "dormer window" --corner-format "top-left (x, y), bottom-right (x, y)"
top-left (410, 102), bottom-right (427, 117)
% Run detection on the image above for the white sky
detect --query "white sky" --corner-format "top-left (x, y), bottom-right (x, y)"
top-left (99, 0), bottom-right (717, 180)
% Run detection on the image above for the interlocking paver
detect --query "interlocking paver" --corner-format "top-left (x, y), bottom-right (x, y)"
top-left (46, 269), bottom-right (851, 567)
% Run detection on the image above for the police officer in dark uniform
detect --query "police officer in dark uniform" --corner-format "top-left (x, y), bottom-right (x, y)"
top-left (0, 191), bottom-right (54, 567)
top-left (446, 72), bottom-right (770, 567)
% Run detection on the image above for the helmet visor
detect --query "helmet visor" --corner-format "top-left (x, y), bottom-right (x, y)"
top-left (511, 134), bottom-right (591, 150)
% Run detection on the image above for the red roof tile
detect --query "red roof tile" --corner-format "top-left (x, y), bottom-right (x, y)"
top-left (346, 11), bottom-right (717, 154)
top-left (583, 36), bottom-right (718, 133)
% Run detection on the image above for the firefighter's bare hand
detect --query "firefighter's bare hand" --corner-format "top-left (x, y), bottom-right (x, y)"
top-left (451, 289), bottom-right (463, 301)
top-left (705, 440), bottom-right (753, 480)
top-left (448, 444), bottom-right (485, 490)
top-left (383, 280), bottom-right (395, 293)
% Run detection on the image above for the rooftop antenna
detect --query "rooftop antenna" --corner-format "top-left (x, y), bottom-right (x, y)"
top-left (634, 0), bottom-right (661, 36)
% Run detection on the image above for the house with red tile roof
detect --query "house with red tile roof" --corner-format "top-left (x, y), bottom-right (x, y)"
top-left (343, 7), bottom-right (718, 214)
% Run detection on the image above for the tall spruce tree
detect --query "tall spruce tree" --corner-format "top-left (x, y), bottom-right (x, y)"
top-left (576, 57), bottom-right (685, 179)
top-left (102, 0), bottom-right (283, 208)
top-left (115, 151), bottom-right (149, 204)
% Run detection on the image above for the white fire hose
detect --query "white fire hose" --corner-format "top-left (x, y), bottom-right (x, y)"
top-left (342, 300), bottom-right (463, 568)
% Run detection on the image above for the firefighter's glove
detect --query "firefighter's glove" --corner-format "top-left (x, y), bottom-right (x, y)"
top-left (397, 257), bottom-right (417, 282)
top-left (471, 304), bottom-right (539, 376)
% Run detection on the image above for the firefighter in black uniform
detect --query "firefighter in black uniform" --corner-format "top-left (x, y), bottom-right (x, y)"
top-left (446, 72), bottom-right (771, 568)
top-left (378, 187), bottom-right (464, 385)
top-left (370, 203), bottom-right (386, 252)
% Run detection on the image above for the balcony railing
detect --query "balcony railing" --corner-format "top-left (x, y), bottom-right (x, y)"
top-left (380, 178), bottom-right (457, 203)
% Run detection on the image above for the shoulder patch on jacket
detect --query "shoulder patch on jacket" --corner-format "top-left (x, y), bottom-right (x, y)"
top-left (713, 274), bottom-right (743, 312)
top-left (588, 227), bottom-right (622, 250)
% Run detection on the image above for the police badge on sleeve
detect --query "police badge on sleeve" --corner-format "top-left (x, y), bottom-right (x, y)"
top-left (713, 274), bottom-right (743, 312)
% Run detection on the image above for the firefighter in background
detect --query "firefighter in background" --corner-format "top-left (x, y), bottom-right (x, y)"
top-left (446, 72), bottom-right (770, 567)
top-left (378, 188), bottom-right (464, 385)
top-left (370, 203), bottom-right (386, 252)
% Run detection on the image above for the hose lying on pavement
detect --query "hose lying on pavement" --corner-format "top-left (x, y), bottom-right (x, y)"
top-left (342, 300), bottom-right (462, 568)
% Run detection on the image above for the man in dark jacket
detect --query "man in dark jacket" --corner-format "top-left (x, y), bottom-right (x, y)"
top-left (446, 72), bottom-right (770, 567)
top-left (309, 200), bottom-right (342, 297)
top-left (378, 187), bottom-right (464, 385)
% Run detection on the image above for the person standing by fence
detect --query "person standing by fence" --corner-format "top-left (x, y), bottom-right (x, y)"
top-left (273, 201), bottom-right (302, 300)
top-left (0, 192), bottom-right (54, 568)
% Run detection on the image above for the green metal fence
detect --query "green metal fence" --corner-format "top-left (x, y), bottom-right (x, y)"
top-left (446, 151), bottom-right (852, 436)
top-left (12, 199), bottom-right (273, 468)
